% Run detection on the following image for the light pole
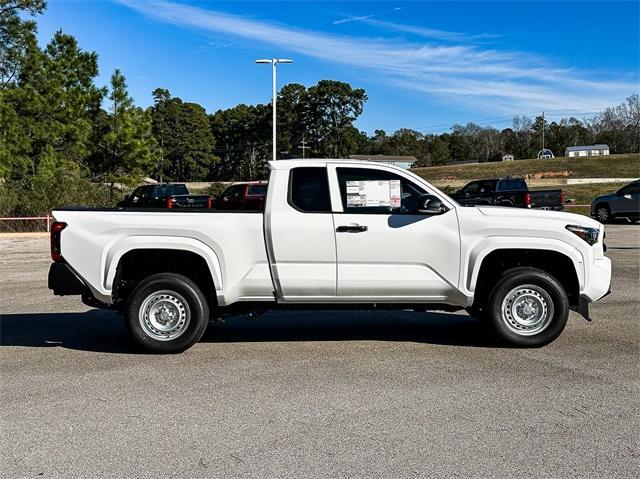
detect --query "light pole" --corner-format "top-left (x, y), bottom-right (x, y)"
top-left (255, 58), bottom-right (293, 160)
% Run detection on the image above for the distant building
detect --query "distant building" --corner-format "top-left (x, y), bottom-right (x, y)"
top-left (537, 149), bottom-right (555, 159)
top-left (502, 154), bottom-right (514, 162)
top-left (349, 155), bottom-right (418, 169)
top-left (565, 145), bottom-right (610, 158)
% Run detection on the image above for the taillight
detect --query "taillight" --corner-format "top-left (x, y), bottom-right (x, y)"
top-left (560, 192), bottom-right (565, 204)
top-left (50, 221), bottom-right (67, 262)
top-left (207, 196), bottom-right (213, 209)
top-left (525, 192), bottom-right (531, 207)
top-left (167, 196), bottom-right (173, 209)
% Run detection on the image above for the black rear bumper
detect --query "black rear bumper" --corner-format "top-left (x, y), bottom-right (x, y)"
top-left (48, 262), bottom-right (87, 296)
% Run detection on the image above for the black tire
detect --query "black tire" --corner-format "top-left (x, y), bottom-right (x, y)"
top-left (594, 203), bottom-right (611, 223)
top-left (486, 267), bottom-right (569, 347)
top-left (125, 273), bottom-right (209, 353)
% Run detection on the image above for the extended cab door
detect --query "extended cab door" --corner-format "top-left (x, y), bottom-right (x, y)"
top-left (328, 164), bottom-right (460, 301)
top-left (265, 165), bottom-right (337, 300)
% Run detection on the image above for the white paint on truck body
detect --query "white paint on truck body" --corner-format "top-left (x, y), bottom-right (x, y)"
top-left (52, 159), bottom-right (611, 309)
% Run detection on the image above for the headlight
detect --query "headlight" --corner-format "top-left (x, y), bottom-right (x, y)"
top-left (566, 225), bottom-right (599, 245)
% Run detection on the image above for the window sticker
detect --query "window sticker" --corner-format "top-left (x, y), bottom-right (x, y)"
top-left (346, 180), bottom-right (401, 208)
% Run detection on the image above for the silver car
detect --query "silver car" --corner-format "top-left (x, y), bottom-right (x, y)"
top-left (591, 180), bottom-right (640, 223)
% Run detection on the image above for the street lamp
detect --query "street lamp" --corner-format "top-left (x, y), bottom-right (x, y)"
top-left (255, 58), bottom-right (293, 161)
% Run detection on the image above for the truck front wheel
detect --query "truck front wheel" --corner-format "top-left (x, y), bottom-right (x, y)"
top-left (486, 267), bottom-right (569, 347)
top-left (125, 273), bottom-right (209, 353)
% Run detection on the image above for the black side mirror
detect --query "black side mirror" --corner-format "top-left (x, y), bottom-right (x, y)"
top-left (418, 194), bottom-right (448, 215)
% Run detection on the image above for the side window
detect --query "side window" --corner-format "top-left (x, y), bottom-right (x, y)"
top-left (130, 187), bottom-right (143, 202)
top-left (463, 182), bottom-right (479, 194)
top-left (336, 167), bottom-right (426, 215)
top-left (247, 184), bottom-right (268, 196)
top-left (289, 167), bottom-right (331, 213)
top-left (221, 185), bottom-right (243, 200)
top-left (478, 180), bottom-right (495, 193)
top-left (618, 183), bottom-right (639, 195)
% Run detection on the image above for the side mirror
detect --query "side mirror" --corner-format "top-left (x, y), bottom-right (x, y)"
top-left (624, 194), bottom-right (632, 199)
top-left (418, 194), bottom-right (448, 215)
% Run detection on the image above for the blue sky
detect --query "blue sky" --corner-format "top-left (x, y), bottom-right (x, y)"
top-left (37, 1), bottom-right (639, 134)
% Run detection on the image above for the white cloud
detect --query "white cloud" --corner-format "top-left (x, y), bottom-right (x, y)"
top-left (116, 0), bottom-right (638, 113)
top-left (332, 14), bottom-right (375, 26)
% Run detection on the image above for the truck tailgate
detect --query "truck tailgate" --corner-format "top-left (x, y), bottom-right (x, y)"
top-left (530, 189), bottom-right (563, 209)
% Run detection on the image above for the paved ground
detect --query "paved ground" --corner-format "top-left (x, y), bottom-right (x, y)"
top-left (1, 226), bottom-right (638, 478)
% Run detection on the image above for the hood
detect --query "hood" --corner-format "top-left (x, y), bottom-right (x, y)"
top-left (592, 192), bottom-right (616, 203)
top-left (475, 205), bottom-right (601, 228)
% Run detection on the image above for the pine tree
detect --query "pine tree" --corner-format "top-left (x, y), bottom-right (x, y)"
top-left (94, 69), bottom-right (156, 188)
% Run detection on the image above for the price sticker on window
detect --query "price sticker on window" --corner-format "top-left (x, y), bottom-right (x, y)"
top-left (346, 180), bottom-right (401, 208)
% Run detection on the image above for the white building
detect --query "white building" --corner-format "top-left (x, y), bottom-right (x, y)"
top-left (502, 154), bottom-right (514, 162)
top-left (565, 145), bottom-right (610, 158)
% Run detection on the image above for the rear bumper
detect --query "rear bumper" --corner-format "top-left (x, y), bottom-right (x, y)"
top-left (48, 262), bottom-right (87, 296)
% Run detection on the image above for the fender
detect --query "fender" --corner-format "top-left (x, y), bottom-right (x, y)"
top-left (103, 235), bottom-right (223, 294)
top-left (463, 236), bottom-right (585, 295)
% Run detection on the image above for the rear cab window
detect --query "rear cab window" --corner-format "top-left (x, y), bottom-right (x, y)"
top-left (156, 184), bottom-right (188, 197)
top-left (288, 167), bottom-right (332, 212)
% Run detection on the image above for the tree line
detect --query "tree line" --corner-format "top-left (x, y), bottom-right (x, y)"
top-left (1, 1), bottom-right (638, 217)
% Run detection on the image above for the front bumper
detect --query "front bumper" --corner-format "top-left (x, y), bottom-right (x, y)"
top-left (581, 257), bottom-right (612, 303)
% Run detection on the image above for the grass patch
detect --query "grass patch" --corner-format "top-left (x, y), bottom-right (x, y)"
top-left (539, 182), bottom-right (621, 205)
top-left (412, 153), bottom-right (640, 181)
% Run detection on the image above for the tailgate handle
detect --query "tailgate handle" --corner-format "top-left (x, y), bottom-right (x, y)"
top-left (336, 224), bottom-right (368, 233)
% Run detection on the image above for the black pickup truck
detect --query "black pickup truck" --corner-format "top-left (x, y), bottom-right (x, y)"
top-left (118, 184), bottom-right (212, 209)
top-left (449, 178), bottom-right (564, 210)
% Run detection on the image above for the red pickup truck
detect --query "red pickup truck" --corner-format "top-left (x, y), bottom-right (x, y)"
top-left (215, 181), bottom-right (268, 210)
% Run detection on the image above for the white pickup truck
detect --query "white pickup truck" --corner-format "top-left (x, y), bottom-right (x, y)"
top-left (48, 159), bottom-right (611, 353)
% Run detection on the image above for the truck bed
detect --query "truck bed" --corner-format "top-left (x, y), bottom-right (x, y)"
top-left (51, 208), bottom-right (273, 306)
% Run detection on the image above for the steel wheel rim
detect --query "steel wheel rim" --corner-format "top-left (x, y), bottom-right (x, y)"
top-left (501, 284), bottom-right (554, 336)
top-left (597, 207), bottom-right (609, 222)
top-left (139, 290), bottom-right (191, 341)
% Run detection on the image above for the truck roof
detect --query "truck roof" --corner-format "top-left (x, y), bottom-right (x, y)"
top-left (268, 158), bottom-right (398, 170)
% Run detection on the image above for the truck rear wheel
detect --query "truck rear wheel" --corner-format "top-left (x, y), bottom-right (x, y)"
top-left (125, 273), bottom-right (209, 353)
top-left (486, 267), bottom-right (569, 347)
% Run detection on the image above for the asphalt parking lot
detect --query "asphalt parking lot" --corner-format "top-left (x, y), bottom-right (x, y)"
top-left (1, 226), bottom-right (638, 478)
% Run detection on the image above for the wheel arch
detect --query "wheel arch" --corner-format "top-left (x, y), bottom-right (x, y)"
top-left (466, 240), bottom-right (583, 307)
top-left (104, 236), bottom-right (222, 302)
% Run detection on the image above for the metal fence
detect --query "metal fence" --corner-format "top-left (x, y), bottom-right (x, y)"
top-left (0, 215), bottom-right (53, 232)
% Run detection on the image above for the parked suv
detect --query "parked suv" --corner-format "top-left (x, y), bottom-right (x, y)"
top-left (591, 180), bottom-right (640, 223)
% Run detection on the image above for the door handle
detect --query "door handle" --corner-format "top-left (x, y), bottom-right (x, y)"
top-left (336, 224), bottom-right (368, 233)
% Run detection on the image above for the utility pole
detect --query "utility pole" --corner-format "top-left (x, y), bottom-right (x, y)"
top-left (159, 134), bottom-right (164, 183)
top-left (298, 137), bottom-right (310, 158)
top-left (541, 111), bottom-right (545, 151)
top-left (255, 58), bottom-right (293, 161)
